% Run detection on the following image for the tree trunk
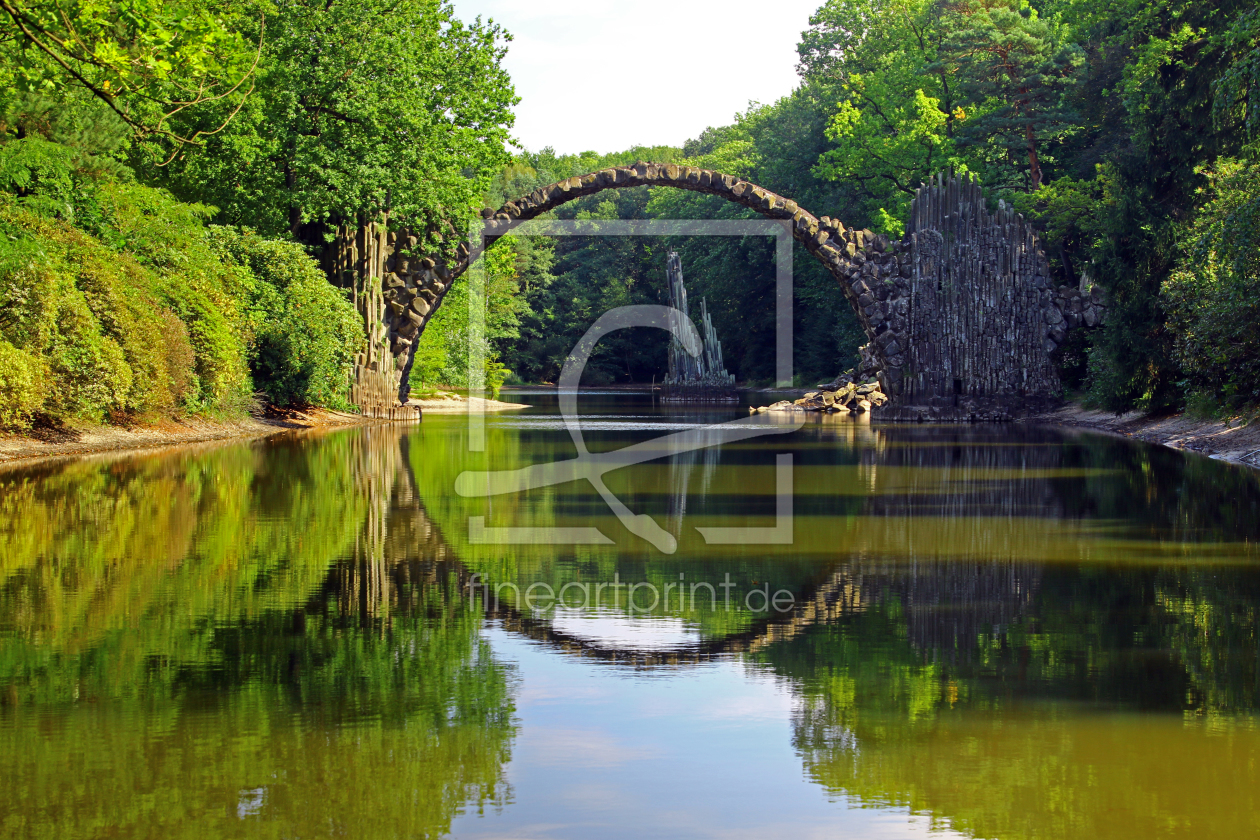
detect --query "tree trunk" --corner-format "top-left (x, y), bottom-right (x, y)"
top-left (1025, 122), bottom-right (1042, 190)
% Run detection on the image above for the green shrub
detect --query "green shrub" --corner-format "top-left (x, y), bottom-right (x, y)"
top-left (0, 130), bottom-right (274, 420)
top-left (0, 200), bottom-right (219, 417)
top-left (0, 339), bottom-right (48, 427)
top-left (89, 180), bottom-right (252, 409)
top-left (0, 194), bottom-right (254, 420)
top-left (208, 228), bottom-right (363, 409)
top-left (1, 136), bottom-right (367, 420)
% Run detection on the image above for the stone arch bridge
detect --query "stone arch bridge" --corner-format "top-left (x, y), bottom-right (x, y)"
top-left (332, 165), bottom-right (1103, 420)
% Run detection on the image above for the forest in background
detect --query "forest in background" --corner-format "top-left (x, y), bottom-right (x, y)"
top-left (1, 0), bottom-right (1259, 425)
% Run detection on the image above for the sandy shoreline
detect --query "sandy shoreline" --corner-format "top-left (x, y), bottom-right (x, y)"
top-left (1027, 404), bottom-right (1260, 470)
top-left (408, 394), bottom-right (531, 413)
top-left (0, 393), bottom-right (530, 467)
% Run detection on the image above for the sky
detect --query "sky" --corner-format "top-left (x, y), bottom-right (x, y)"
top-left (448, 0), bottom-right (826, 156)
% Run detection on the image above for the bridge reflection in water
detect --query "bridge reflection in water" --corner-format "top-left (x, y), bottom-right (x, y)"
top-left (1, 414), bottom-right (1259, 839)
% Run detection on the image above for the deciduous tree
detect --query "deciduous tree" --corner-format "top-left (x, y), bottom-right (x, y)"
top-left (148, 0), bottom-right (517, 251)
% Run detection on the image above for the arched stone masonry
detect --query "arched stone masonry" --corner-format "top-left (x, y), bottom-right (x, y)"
top-left (343, 164), bottom-right (1098, 419)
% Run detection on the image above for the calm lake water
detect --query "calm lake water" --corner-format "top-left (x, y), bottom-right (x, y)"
top-left (2, 390), bottom-right (1259, 839)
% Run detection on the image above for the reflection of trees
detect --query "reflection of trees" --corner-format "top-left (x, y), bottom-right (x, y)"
top-left (831, 424), bottom-right (1260, 563)
top-left (753, 559), bottom-right (1260, 840)
top-left (752, 426), bottom-right (1260, 834)
top-left (0, 428), bottom-right (515, 839)
top-left (0, 433), bottom-right (369, 677)
top-left (795, 701), bottom-right (1260, 840)
top-left (1065, 430), bottom-right (1260, 542)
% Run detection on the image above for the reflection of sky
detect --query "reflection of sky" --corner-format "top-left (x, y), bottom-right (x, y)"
top-left (548, 610), bottom-right (701, 651)
top-left (449, 628), bottom-right (970, 840)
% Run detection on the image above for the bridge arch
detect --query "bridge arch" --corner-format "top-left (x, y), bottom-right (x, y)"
top-left (339, 166), bottom-right (1093, 420)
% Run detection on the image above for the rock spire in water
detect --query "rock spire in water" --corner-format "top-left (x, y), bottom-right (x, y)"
top-left (664, 251), bottom-right (735, 392)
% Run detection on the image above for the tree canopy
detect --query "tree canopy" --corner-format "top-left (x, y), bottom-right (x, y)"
top-left (0, 0), bottom-right (262, 159)
top-left (147, 0), bottom-right (518, 248)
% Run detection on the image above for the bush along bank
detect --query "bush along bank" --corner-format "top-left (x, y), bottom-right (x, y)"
top-left (0, 138), bottom-right (365, 430)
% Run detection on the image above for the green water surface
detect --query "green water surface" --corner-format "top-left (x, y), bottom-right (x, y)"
top-left (1, 391), bottom-right (1258, 839)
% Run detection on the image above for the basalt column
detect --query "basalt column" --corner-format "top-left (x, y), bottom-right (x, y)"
top-left (327, 219), bottom-right (445, 419)
top-left (893, 173), bottom-right (1065, 420)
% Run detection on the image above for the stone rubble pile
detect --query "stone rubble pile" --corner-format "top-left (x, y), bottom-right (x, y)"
top-left (1048, 277), bottom-right (1107, 346)
top-left (822, 347), bottom-right (884, 391)
top-left (750, 379), bottom-right (888, 415)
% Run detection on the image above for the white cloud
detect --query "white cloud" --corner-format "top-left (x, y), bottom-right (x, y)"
top-left (449, 0), bottom-right (824, 155)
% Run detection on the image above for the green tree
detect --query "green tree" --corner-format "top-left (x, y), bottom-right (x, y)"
top-left (941, 0), bottom-right (1083, 191)
top-left (148, 0), bottom-right (517, 251)
top-left (1211, 9), bottom-right (1260, 140)
top-left (1053, 0), bottom-right (1258, 411)
top-left (209, 227), bottom-right (364, 409)
top-left (1161, 157), bottom-right (1260, 409)
top-left (0, 0), bottom-right (261, 158)
top-left (805, 0), bottom-right (964, 230)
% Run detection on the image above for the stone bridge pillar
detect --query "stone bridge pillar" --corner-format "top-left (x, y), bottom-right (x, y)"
top-left (884, 172), bottom-right (1103, 420)
top-left (326, 218), bottom-right (435, 419)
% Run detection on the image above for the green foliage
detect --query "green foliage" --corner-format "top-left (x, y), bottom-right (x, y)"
top-left (209, 227), bottom-right (363, 409)
top-left (1046, 0), bottom-right (1260, 412)
top-left (6, 0), bottom-right (1259, 415)
top-left (0, 338), bottom-right (46, 425)
top-left (0, 195), bottom-right (218, 421)
top-left (0, 0), bottom-right (261, 157)
top-left (0, 136), bottom-right (256, 415)
top-left (493, 178), bottom-right (672, 386)
top-left (0, 0), bottom-right (522, 423)
top-left (806, 0), bottom-right (964, 225)
top-left (1212, 9), bottom-right (1260, 140)
top-left (413, 240), bottom-right (523, 395)
top-left (1162, 157), bottom-right (1260, 407)
top-left (0, 133), bottom-right (74, 207)
top-left (942, 0), bottom-right (1084, 190)
top-left (0, 133), bottom-right (371, 426)
top-left (147, 0), bottom-right (517, 253)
